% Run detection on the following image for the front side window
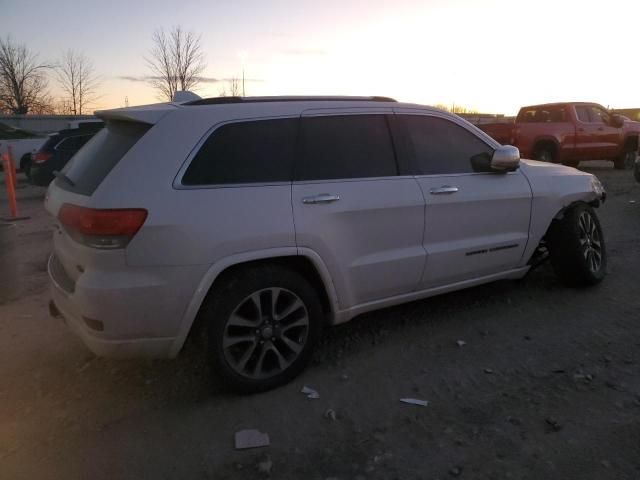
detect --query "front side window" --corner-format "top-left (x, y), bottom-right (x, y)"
top-left (401, 115), bottom-right (494, 175)
top-left (182, 118), bottom-right (297, 185)
top-left (589, 106), bottom-right (610, 125)
top-left (296, 115), bottom-right (397, 181)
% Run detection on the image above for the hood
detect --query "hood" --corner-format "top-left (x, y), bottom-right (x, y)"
top-left (519, 158), bottom-right (593, 177)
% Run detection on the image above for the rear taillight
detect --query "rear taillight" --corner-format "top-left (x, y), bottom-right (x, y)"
top-left (58, 203), bottom-right (147, 249)
top-left (33, 151), bottom-right (52, 164)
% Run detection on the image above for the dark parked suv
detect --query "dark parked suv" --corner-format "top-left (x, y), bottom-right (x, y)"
top-left (30, 122), bottom-right (104, 186)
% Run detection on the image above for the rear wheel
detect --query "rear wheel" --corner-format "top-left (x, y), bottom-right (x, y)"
top-left (546, 204), bottom-right (606, 286)
top-left (202, 265), bottom-right (323, 393)
top-left (614, 150), bottom-right (636, 170)
top-left (20, 154), bottom-right (31, 179)
top-left (534, 145), bottom-right (555, 163)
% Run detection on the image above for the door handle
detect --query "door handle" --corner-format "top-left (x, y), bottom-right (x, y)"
top-left (302, 193), bottom-right (341, 204)
top-left (430, 186), bottom-right (459, 195)
top-left (597, 127), bottom-right (604, 131)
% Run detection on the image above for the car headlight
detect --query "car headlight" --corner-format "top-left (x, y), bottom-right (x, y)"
top-left (591, 177), bottom-right (606, 197)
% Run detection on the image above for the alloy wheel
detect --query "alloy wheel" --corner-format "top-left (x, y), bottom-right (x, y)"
top-left (222, 288), bottom-right (309, 379)
top-left (578, 211), bottom-right (602, 273)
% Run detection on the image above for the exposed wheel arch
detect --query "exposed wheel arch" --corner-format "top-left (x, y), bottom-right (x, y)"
top-left (173, 252), bottom-right (337, 356)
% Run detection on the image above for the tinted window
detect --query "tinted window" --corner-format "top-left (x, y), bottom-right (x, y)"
top-left (402, 115), bottom-right (494, 175)
top-left (182, 118), bottom-right (297, 185)
top-left (589, 106), bottom-right (610, 125)
top-left (56, 134), bottom-right (93, 151)
top-left (575, 106), bottom-right (591, 122)
top-left (297, 115), bottom-right (397, 181)
top-left (518, 106), bottom-right (566, 123)
top-left (59, 121), bottom-right (151, 195)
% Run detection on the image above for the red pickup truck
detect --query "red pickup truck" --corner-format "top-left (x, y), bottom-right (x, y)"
top-left (478, 102), bottom-right (640, 169)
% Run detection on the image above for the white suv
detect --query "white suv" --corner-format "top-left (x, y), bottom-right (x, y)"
top-left (45, 95), bottom-right (607, 392)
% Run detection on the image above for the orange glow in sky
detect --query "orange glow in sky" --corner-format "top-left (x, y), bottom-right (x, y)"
top-left (3, 0), bottom-right (640, 114)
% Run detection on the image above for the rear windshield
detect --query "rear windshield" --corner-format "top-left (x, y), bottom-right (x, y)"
top-left (40, 134), bottom-right (61, 152)
top-left (517, 106), bottom-right (566, 123)
top-left (57, 120), bottom-right (150, 195)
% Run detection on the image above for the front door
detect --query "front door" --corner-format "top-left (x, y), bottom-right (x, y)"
top-left (291, 111), bottom-right (426, 309)
top-left (395, 110), bottom-right (532, 288)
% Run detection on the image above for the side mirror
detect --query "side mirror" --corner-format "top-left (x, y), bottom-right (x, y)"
top-left (610, 114), bottom-right (625, 128)
top-left (492, 145), bottom-right (520, 171)
top-left (471, 146), bottom-right (520, 173)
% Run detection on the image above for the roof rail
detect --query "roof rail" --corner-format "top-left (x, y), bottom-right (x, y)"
top-left (185, 95), bottom-right (397, 106)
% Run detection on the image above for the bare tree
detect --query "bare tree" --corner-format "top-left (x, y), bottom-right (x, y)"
top-left (55, 50), bottom-right (101, 115)
top-left (0, 37), bottom-right (51, 114)
top-left (433, 103), bottom-right (478, 114)
top-left (218, 77), bottom-right (242, 97)
top-left (146, 26), bottom-right (207, 101)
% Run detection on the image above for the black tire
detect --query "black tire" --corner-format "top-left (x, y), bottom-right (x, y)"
top-left (563, 160), bottom-right (580, 168)
top-left (202, 265), bottom-right (323, 393)
top-left (546, 203), bottom-right (606, 287)
top-left (614, 150), bottom-right (636, 170)
top-left (20, 154), bottom-right (31, 179)
top-left (534, 145), bottom-right (555, 163)
top-left (634, 159), bottom-right (640, 183)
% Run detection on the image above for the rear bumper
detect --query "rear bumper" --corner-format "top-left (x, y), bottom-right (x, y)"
top-left (49, 294), bottom-right (175, 358)
top-left (47, 253), bottom-right (201, 358)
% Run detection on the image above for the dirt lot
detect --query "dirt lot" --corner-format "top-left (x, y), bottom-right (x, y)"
top-left (1, 163), bottom-right (639, 480)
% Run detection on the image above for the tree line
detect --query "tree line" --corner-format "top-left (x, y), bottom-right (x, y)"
top-left (0, 26), bottom-right (237, 116)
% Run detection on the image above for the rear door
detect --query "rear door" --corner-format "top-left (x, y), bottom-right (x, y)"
top-left (395, 110), bottom-right (532, 288)
top-left (291, 111), bottom-right (426, 308)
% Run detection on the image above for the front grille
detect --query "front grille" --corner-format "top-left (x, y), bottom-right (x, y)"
top-left (48, 254), bottom-right (76, 294)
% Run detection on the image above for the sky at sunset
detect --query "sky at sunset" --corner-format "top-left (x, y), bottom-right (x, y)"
top-left (2, 0), bottom-right (639, 115)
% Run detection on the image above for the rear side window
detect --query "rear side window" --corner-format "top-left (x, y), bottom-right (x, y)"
top-left (59, 121), bottom-right (150, 195)
top-left (518, 106), bottom-right (566, 123)
top-left (56, 134), bottom-right (94, 151)
top-left (297, 115), bottom-right (397, 181)
top-left (40, 134), bottom-right (61, 152)
top-left (182, 118), bottom-right (297, 185)
top-left (402, 115), bottom-right (494, 175)
top-left (575, 106), bottom-right (590, 122)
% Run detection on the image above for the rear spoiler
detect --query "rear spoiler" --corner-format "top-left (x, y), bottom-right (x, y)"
top-left (94, 103), bottom-right (178, 125)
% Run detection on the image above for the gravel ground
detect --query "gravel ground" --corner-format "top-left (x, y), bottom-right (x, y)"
top-left (1, 162), bottom-right (639, 480)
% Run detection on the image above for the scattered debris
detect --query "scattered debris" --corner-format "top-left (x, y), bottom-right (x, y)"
top-left (256, 455), bottom-right (273, 475)
top-left (234, 429), bottom-right (270, 450)
top-left (573, 373), bottom-right (593, 383)
top-left (545, 417), bottom-right (563, 432)
top-left (629, 200), bottom-right (636, 204)
top-left (484, 368), bottom-right (494, 374)
top-left (301, 386), bottom-right (320, 399)
top-left (449, 466), bottom-right (463, 476)
top-left (456, 340), bottom-right (467, 347)
top-left (400, 398), bottom-right (429, 407)
top-left (507, 416), bottom-right (522, 426)
top-left (552, 368), bottom-right (565, 374)
top-left (340, 373), bottom-right (349, 381)
top-left (523, 335), bottom-right (532, 341)
top-left (324, 409), bottom-right (337, 421)
top-left (601, 460), bottom-right (611, 469)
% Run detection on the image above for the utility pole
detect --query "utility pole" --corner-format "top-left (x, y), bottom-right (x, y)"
top-left (242, 69), bottom-right (245, 97)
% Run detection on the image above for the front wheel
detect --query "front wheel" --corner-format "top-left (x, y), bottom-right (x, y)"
top-left (546, 204), bottom-right (606, 286)
top-left (202, 265), bottom-right (323, 393)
